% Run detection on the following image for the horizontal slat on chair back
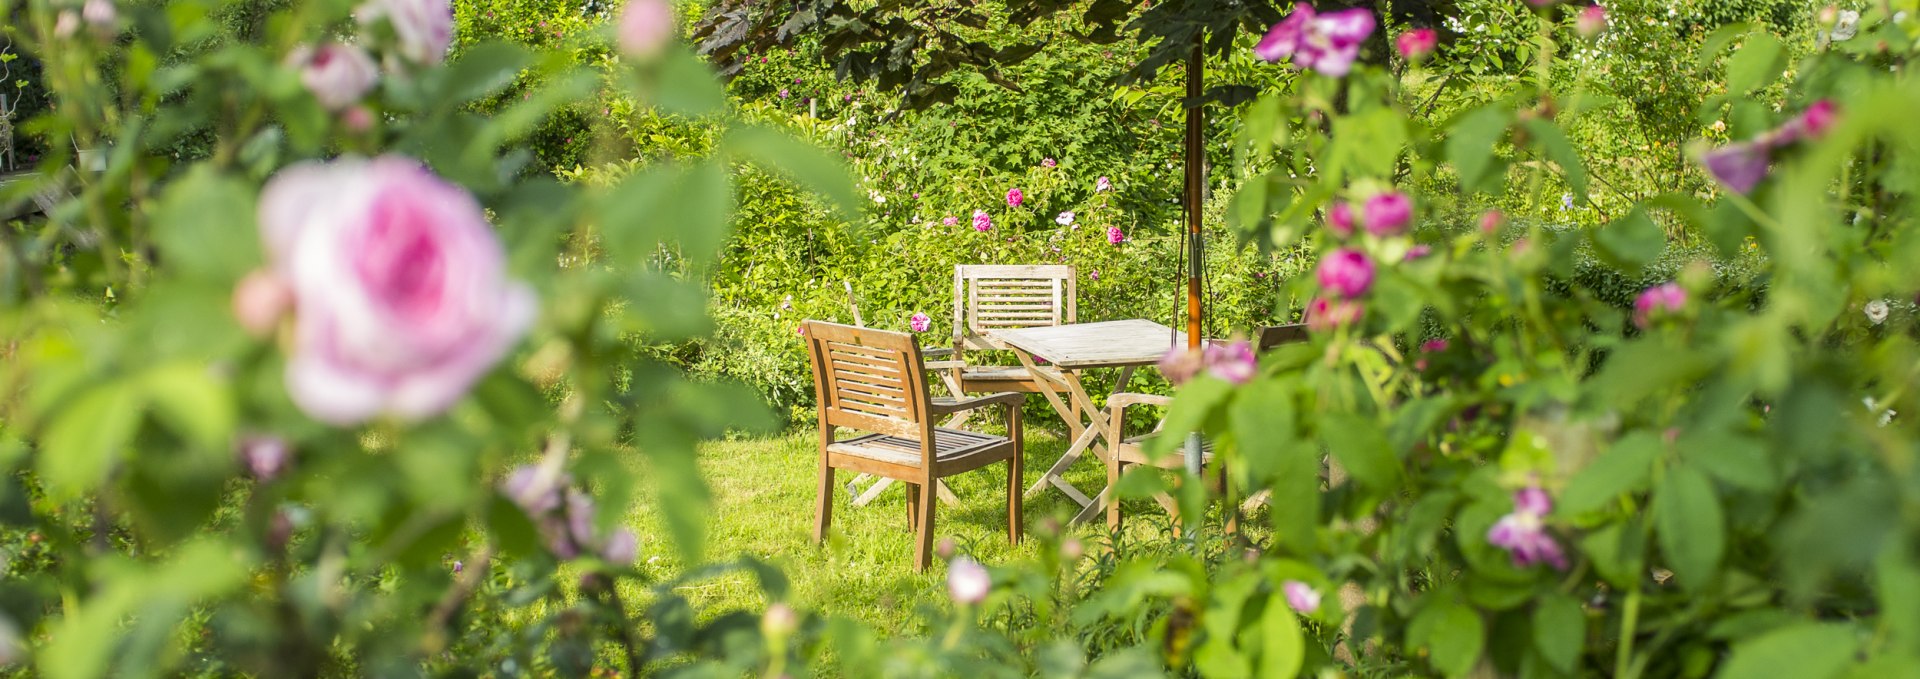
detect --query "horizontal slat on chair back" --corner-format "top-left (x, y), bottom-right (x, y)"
top-left (956, 265), bottom-right (1075, 350)
top-left (802, 321), bottom-right (928, 440)
top-left (1255, 323), bottom-right (1310, 352)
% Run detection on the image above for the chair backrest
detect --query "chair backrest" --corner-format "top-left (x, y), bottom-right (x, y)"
top-left (952, 265), bottom-right (1076, 351)
top-left (1255, 323), bottom-right (1309, 352)
top-left (801, 321), bottom-right (931, 441)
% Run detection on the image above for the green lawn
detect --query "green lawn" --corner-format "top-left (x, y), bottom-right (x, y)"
top-left (621, 424), bottom-right (1165, 632)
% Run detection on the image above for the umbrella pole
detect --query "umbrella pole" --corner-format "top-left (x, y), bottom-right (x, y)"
top-left (1181, 43), bottom-right (1206, 541)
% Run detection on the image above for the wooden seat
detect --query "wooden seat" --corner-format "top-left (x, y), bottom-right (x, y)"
top-left (946, 265), bottom-right (1077, 399)
top-left (802, 321), bottom-right (1024, 571)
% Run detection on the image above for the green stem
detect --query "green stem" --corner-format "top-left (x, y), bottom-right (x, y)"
top-left (1615, 581), bottom-right (1642, 678)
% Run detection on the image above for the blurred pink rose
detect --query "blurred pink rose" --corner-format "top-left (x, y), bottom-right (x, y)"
top-left (1283, 580), bottom-right (1321, 614)
top-left (1327, 201), bottom-right (1354, 238)
top-left (1203, 341), bottom-right (1257, 385)
top-left (82, 0), bottom-right (115, 31)
top-left (257, 156), bottom-right (536, 425)
top-left (948, 556), bottom-right (990, 605)
top-left (1159, 347), bottom-right (1203, 386)
top-left (1316, 248), bottom-right (1374, 298)
top-left (1306, 296), bottom-right (1364, 332)
top-left (1095, 176), bottom-right (1112, 192)
top-left (288, 43), bottom-right (379, 111)
top-left (1479, 210), bottom-right (1505, 235)
top-left (617, 0), bottom-right (674, 59)
top-left (359, 0), bottom-right (454, 64)
top-left (1362, 191), bottom-right (1412, 236)
top-left (972, 210), bottom-right (993, 232)
top-left (1255, 4), bottom-right (1374, 77)
top-left (1633, 282), bottom-right (1687, 328)
top-left (1395, 28), bottom-right (1437, 60)
top-left (1576, 5), bottom-right (1608, 38)
top-left (943, 215), bottom-right (959, 227)
top-left (1041, 157), bottom-right (1057, 168)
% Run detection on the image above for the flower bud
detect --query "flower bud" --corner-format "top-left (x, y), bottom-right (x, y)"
top-left (762, 603), bottom-right (799, 639)
top-left (617, 0), bottom-right (674, 59)
top-left (947, 557), bottom-right (990, 605)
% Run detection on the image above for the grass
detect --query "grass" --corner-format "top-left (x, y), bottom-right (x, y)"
top-left (618, 423), bottom-right (1159, 633)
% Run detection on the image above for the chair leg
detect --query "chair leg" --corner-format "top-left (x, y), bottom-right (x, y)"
top-left (1008, 407), bottom-right (1023, 545)
top-left (906, 482), bottom-right (921, 534)
top-left (914, 480), bottom-right (938, 572)
top-left (814, 464), bottom-right (835, 544)
top-left (1107, 459), bottom-right (1123, 531)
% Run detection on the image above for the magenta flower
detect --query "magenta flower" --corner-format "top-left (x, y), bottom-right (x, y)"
top-left (1633, 282), bottom-right (1687, 328)
top-left (1700, 141), bottom-right (1772, 194)
top-left (909, 312), bottom-right (931, 333)
top-left (616, 0), bottom-right (674, 58)
top-left (1316, 248), bottom-right (1375, 298)
top-left (1089, 270), bottom-right (1100, 281)
top-left (1203, 341), bottom-right (1257, 385)
top-left (1006, 188), bottom-right (1024, 207)
top-left (943, 215), bottom-right (958, 227)
top-left (357, 0), bottom-right (455, 65)
top-left (1404, 244), bottom-right (1433, 261)
top-left (1576, 4), bottom-right (1608, 38)
top-left (778, 88), bottom-right (789, 98)
top-left (255, 156), bottom-right (536, 425)
top-left (1041, 157), bottom-right (1057, 168)
top-left (1414, 339), bottom-right (1447, 370)
top-left (1395, 28), bottom-right (1437, 60)
top-left (1107, 226), bottom-right (1127, 245)
top-left (1778, 99), bottom-right (1838, 144)
top-left (1306, 296), bottom-right (1364, 332)
top-left (972, 210), bottom-right (993, 232)
top-left (1487, 485), bottom-right (1569, 570)
top-left (1253, 4), bottom-right (1376, 77)
top-left (1158, 347), bottom-right (1204, 386)
top-left (1362, 191), bottom-right (1413, 236)
top-left (1327, 202), bottom-right (1355, 238)
top-left (287, 43), bottom-right (378, 111)
top-left (1096, 176), bottom-right (1113, 192)
top-left (1282, 580), bottom-right (1321, 614)
top-left (1479, 210), bottom-right (1505, 235)
top-left (948, 556), bottom-right (990, 605)
top-left (237, 435), bottom-right (292, 481)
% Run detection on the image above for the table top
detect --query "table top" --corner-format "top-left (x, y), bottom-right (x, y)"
top-left (988, 319), bottom-right (1187, 369)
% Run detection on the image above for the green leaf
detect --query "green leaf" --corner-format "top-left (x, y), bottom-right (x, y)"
top-left (1654, 464), bottom-right (1725, 590)
top-left (723, 125), bottom-right (863, 222)
top-left (39, 381), bottom-right (144, 501)
top-left (1258, 600), bottom-right (1305, 678)
top-left (1408, 598), bottom-right (1485, 678)
top-left (1520, 118), bottom-right (1587, 198)
top-left (1716, 623), bottom-right (1859, 679)
top-left (599, 160), bottom-right (735, 267)
top-left (1230, 380), bottom-right (1314, 554)
top-left (140, 361), bottom-right (234, 450)
top-left (646, 48), bottom-right (729, 117)
top-left (1592, 208), bottom-right (1666, 276)
top-left (438, 41), bottom-right (532, 103)
top-left (1559, 430), bottom-right (1661, 515)
top-left (1724, 32), bottom-right (1785, 94)
top-left (1679, 431), bottom-right (1776, 492)
top-left (1447, 105), bottom-right (1510, 194)
top-left (151, 167), bottom-right (260, 283)
top-left (1533, 594), bottom-right (1584, 674)
top-left (1320, 413), bottom-right (1401, 491)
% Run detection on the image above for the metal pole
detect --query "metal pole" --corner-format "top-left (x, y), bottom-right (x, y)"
top-left (1182, 44), bottom-right (1206, 484)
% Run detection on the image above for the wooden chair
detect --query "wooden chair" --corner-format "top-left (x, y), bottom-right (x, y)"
top-left (801, 321), bottom-right (1025, 571)
top-left (839, 281), bottom-right (961, 509)
top-left (1102, 325), bottom-right (1313, 530)
top-left (943, 265), bottom-right (1077, 401)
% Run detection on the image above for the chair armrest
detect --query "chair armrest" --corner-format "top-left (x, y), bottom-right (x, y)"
top-left (929, 391), bottom-right (1024, 416)
top-left (923, 360), bottom-right (967, 371)
top-left (1106, 392), bottom-right (1174, 412)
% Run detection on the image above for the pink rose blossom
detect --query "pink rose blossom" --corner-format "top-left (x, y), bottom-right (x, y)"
top-left (357, 0), bottom-right (455, 64)
top-left (1487, 485), bottom-right (1568, 570)
top-left (1701, 141), bottom-right (1771, 193)
top-left (257, 156), bottom-right (536, 425)
top-left (82, 0), bottom-right (115, 31)
top-left (1095, 176), bottom-right (1113, 192)
top-left (288, 43), bottom-right (379, 111)
top-left (1327, 202), bottom-right (1355, 238)
top-left (233, 269), bottom-right (293, 337)
top-left (1006, 188), bottom-right (1024, 207)
top-left (237, 435), bottom-right (292, 481)
top-left (1254, 4), bottom-right (1375, 77)
top-left (1395, 28), bottom-right (1437, 60)
top-left (1056, 211), bottom-right (1075, 227)
top-left (909, 312), bottom-right (931, 333)
top-left (948, 556), bottom-right (990, 605)
top-left (1204, 341), bottom-right (1257, 385)
top-left (1316, 248), bottom-right (1374, 298)
top-left (1283, 580), bottom-right (1321, 614)
top-left (1158, 347), bottom-right (1204, 386)
top-left (1414, 339), bottom-right (1448, 371)
top-left (1404, 244), bottom-right (1433, 261)
top-left (1306, 296), bottom-right (1364, 332)
top-left (972, 210), bottom-right (993, 232)
top-left (1107, 226), bottom-right (1127, 245)
top-left (1089, 270), bottom-right (1100, 281)
top-left (1041, 157), bottom-right (1057, 168)
top-left (1479, 210), bottom-right (1505, 235)
top-left (943, 215), bottom-right (959, 227)
top-left (1362, 191), bottom-right (1413, 236)
top-left (778, 88), bottom-right (789, 98)
top-left (1576, 5), bottom-right (1608, 38)
top-left (1778, 99), bottom-right (1837, 144)
top-left (616, 0), bottom-right (675, 59)
top-left (1633, 282), bottom-right (1687, 328)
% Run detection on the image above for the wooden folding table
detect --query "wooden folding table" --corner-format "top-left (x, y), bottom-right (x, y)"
top-left (987, 319), bottom-right (1185, 522)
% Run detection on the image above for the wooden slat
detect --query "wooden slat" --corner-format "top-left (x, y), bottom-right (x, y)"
top-left (988, 319), bottom-right (1186, 369)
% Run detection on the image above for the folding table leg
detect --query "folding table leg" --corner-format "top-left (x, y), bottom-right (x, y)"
top-left (852, 477), bottom-right (959, 507)
top-left (1025, 424), bottom-right (1099, 499)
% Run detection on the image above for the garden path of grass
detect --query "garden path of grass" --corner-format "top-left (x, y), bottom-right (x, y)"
top-left (620, 425), bottom-right (1179, 633)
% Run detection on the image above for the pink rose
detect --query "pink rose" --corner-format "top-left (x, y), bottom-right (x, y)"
top-left (617, 0), bottom-right (675, 59)
top-left (1095, 176), bottom-right (1112, 192)
top-left (972, 210), bottom-right (993, 232)
top-left (1006, 188), bottom-right (1024, 207)
top-left (1107, 226), bottom-right (1127, 245)
top-left (1327, 201), bottom-right (1355, 238)
top-left (82, 0), bottom-right (115, 31)
top-left (1282, 580), bottom-right (1321, 614)
top-left (1362, 191), bottom-right (1412, 236)
top-left (909, 312), bottom-right (931, 333)
top-left (1041, 157), bottom-right (1057, 168)
top-left (1395, 28), bottom-right (1437, 60)
top-left (948, 556), bottom-right (990, 605)
top-left (943, 215), bottom-right (959, 227)
top-left (1306, 296), bottom-right (1364, 332)
top-left (1633, 282), bottom-right (1687, 328)
top-left (288, 43), bottom-right (379, 111)
top-left (1575, 5), bottom-right (1608, 38)
top-left (359, 0), bottom-right (454, 65)
top-left (1479, 210), bottom-right (1505, 235)
top-left (1158, 347), bottom-right (1204, 386)
top-left (1254, 4), bottom-right (1375, 77)
top-left (1203, 340), bottom-right (1257, 385)
top-left (256, 156), bottom-right (536, 425)
top-left (1316, 248), bottom-right (1374, 298)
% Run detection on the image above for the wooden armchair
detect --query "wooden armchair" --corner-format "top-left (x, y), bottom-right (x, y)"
top-left (942, 265), bottom-right (1077, 402)
top-left (801, 321), bottom-right (1024, 571)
